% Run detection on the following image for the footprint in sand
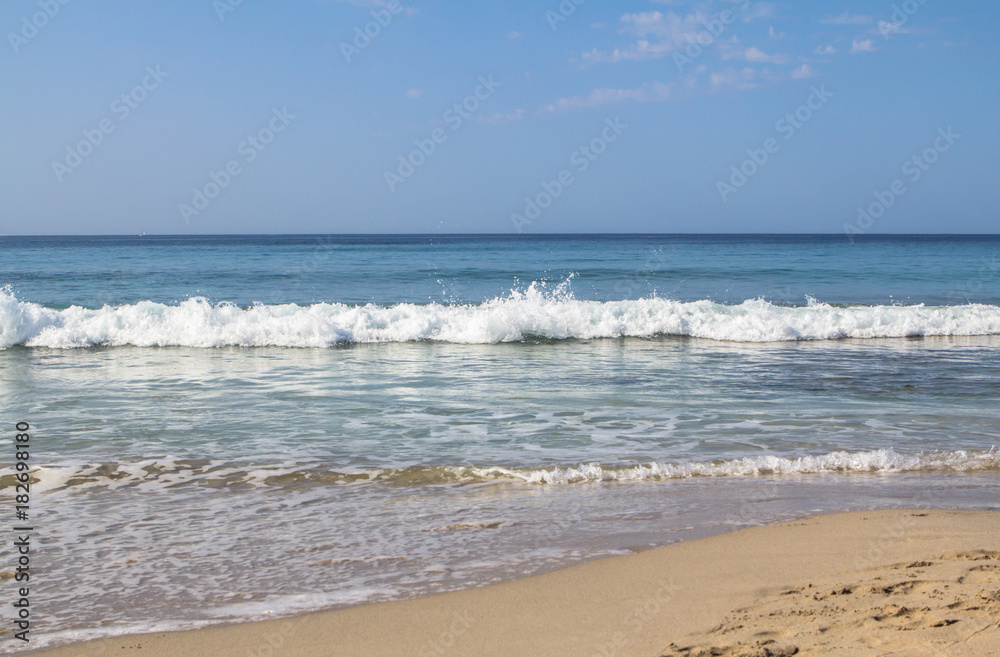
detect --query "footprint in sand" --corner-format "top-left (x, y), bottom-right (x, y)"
top-left (660, 550), bottom-right (1000, 656)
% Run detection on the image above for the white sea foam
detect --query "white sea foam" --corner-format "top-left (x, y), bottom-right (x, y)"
top-left (7, 621), bottom-right (222, 655)
top-left (202, 589), bottom-right (399, 619)
top-left (3, 286), bottom-right (1000, 348)
top-left (6, 449), bottom-right (997, 493)
top-left (12, 590), bottom-right (398, 656)
top-left (478, 448), bottom-right (1000, 484)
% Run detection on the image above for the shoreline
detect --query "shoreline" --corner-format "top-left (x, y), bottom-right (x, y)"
top-left (20, 508), bottom-right (1000, 657)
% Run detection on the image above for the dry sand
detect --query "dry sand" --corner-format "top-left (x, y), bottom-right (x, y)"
top-left (28, 509), bottom-right (1000, 657)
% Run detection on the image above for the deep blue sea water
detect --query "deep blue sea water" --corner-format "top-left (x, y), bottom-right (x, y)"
top-left (4, 234), bottom-right (1000, 309)
top-left (1, 235), bottom-right (998, 651)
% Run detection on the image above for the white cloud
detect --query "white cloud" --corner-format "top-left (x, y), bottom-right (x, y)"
top-left (744, 46), bottom-right (789, 64)
top-left (479, 109), bottom-right (526, 124)
top-left (542, 81), bottom-right (673, 113)
top-left (405, 88), bottom-right (423, 99)
top-left (505, 30), bottom-right (522, 40)
top-left (620, 10), bottom-right (706, 39)
top-left (709, 67), bottom-right (759, 90)
top-left (819, 13), bottom-right (873, 25)
top-left (339, 0), bottom-right (417, 15)
top-left (742, 2), bottom-right (776, 23)
top-left (850, 37), bottom-right (876, 53)
top-left (877, 21), bottom-right (909, 37)
top-left (790, 63), bottom-right (816, 79)
top-left (581, 40), bottom-right (674, 64)
top-left (577, 4), bottom-right (812, 76)
top-left (815, 44), bottom-right (837, 55)
top-left (580, 10), bottom-right (709, 64)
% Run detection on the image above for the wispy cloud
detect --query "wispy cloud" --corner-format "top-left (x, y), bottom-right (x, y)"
top-left (743, 46), bottom-right (789, 64)
top-left (581, 40), bottom-right (676, 64)
top-left (815, 44), bottom-right (837, 55)
top-left (580, 5), bottom-right (793, 66)
top-left (337, 0), bottom-right (417, 14)
top-left (709, 67), bottom-right (759, 90)
top-left (741, 2), bottom-right (776, 23)
top-left (580, 10), bottom-right (710, 64)
top-left (877, 21), bottom-right (909, 37)
top-left (621, 10), bottom-right (696, 38)
top-left (405, 88), bottom-right (423, 99)
top-left (850, 37), bottom-right (876, 53)
top-left (790, 63), bottom-right (816, 79)
top-left (505, 30), bottom-right (522, 40)
top-left (819, 13), bottom-right (873, 26)
top-left (542, 81), bottom-right (673, 113)
top-left (479, 108), bottom-right (526, 123)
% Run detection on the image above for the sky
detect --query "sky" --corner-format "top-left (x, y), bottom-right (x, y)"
top-left (1, 0), bottom-right (997, 235)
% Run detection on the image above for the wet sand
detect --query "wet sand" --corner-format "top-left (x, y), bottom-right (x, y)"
top-left (27, 509), bottom-right (1000, 657)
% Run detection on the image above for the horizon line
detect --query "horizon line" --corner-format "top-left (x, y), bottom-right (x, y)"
top-left (3, 232), bottom-right (1000, 239)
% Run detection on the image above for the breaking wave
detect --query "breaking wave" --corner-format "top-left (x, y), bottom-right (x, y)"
top-left (6, 449), bottom-right (997, 493)
top-left (3, 286), bottom-right (1000, 348)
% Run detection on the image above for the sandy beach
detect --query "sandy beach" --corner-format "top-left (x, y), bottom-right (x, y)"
top-left (26, 509), bottom-right (1000, 657)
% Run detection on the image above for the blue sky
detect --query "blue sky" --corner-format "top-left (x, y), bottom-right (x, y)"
top-left (1, 0), bottom-right (997, 235)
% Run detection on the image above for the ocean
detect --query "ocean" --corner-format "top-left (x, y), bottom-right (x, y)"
top-left (2, 234), bottom-right (999, 652)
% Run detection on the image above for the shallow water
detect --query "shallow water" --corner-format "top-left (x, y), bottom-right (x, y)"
top-left (1, 235), bottom-right (998, 652)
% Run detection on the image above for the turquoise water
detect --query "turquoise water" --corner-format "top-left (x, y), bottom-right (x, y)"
top-left (4, 235), bottom-right (1000, 308)
top-left (1, 235), bottom-right (999, 651)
